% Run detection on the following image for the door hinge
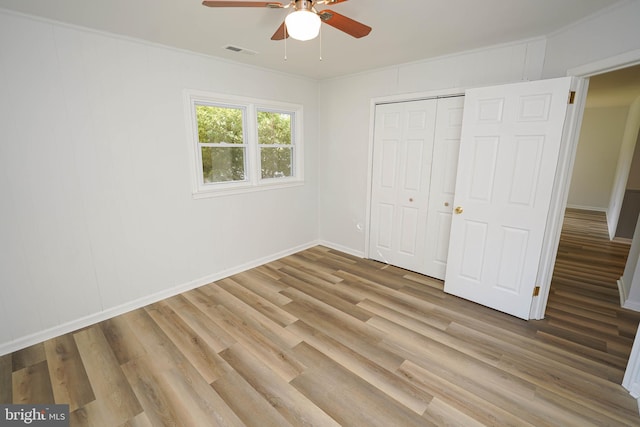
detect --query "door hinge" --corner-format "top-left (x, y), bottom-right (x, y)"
top-left (533, 286), bottom-right (541, 297)
top-left (568, 91), bottom-right (576, 104)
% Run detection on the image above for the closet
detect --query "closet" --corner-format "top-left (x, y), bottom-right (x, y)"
top-left (369, 96), bottom-right (464, 279)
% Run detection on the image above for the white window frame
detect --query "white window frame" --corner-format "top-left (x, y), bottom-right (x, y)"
top-left (184, 89), bottom-right (304, 198)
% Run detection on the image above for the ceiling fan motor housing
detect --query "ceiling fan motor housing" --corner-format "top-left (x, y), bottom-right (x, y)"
top-left (293, 0), bottom-right (314, 12)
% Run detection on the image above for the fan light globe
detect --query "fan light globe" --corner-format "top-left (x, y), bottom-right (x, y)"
top-left (285, 10), bottom-right (321, 41)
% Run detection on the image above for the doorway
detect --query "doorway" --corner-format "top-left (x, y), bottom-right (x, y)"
top-left (547, 61), bottom-right (640, 398)
top-left (558, 63), bottom-right (640, 307)
top-left (566, 64), bottom-right (640, 242)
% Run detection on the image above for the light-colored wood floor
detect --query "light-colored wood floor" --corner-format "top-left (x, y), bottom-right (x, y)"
top-left (2, 208), bottom-right (640, 426)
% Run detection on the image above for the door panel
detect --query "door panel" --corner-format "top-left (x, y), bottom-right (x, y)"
top-left (444, 77), bottom-right (572, 319)
top-left (376, 203), bottom-right (394, 249)
top-left (369, 100), bottom-right (437, 272)
top-left (496, 226), bottom-right (529, 292)
top-left (405, 139), bottom-right (425, 190)
top-left (509, 136), bottom-right (544, 206)
top-left (469, 137), bottom-right (499, 201)
top-left (380, 140), bottom-right (398, 188)
top-left (424, 96), bottom-right (465, 279)
top-left (432, 212), bottom-right (452, 263)
top-left (459, 220), bottom-right (487, 280)
top-left (399, 207), bottom-right (419, 254)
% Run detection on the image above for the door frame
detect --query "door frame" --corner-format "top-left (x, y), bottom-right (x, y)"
top-left (530, 48), bottom-right (640, 319)
top-left (365, 88), bottom-right (465, 261)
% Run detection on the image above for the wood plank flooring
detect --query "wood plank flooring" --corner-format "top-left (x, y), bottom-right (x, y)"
top-left (2, 208), bottom-right (640, 426)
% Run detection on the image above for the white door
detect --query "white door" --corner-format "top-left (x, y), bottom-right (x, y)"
top-left (369, 100), bottom-right (437, 273)
top-left (444, 77), bottom-right (573, 319)
top-left (424, 97), bottom-right (465, 279)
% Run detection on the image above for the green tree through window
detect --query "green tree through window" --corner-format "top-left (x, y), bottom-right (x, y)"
top-left (196, 105), bottom-right (246, 183)
top-left (186, 90), bottom-right (303, 197)
top-left (257, 111), bottom-right (293, 179)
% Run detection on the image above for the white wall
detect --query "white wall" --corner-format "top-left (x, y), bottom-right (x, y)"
top-left (567, 106), bottom-right (629, 210)
top-left (626, 132), bottom-right (640, 190)
top-left (317, 39), bottom-right (547, 256)
top-left (607, 98), bottom-right (640, 238)
top-left (0, 11), bottom-right (319, 355)
top-left (622, 212), bottom-right (640, 312)
top-left (542, 0), bottom-right (640, 237)
top-left (543, 1), bottom-right (640, 79)
top-left (316, 0), bottom-right (640, 258)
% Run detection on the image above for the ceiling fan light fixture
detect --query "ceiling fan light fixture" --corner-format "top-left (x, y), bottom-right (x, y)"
top-left (285, 10), bottom-right (321, 41)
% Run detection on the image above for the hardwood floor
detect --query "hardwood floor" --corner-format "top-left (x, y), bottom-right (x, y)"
top-left (2, 208), bottom-right (640, 426)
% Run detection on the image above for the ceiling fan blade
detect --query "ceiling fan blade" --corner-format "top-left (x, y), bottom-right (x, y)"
top-left (316, 0), bottom-right (350, 5)
top-left (202, 1), bottom-right (284, 7)
top-left (271, 21), bottom-right (289, 40)
top-left (318, 10), bottom-right (371, 38)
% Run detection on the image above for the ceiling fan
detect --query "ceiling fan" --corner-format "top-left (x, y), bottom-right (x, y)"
top-left (202, 0), bottom-right (372, 41)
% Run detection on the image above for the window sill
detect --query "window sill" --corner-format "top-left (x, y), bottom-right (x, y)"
top-left (192, 179), bottom-right (304, 199)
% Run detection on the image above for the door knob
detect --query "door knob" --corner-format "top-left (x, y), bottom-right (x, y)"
top-left (454, 206), bottom-right (464, 214)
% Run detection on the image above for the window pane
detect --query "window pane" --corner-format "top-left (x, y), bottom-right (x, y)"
top-left (261, 147), bottom-right (292, 179)
top-left (257, 111), bottom-right (292, 145)
top-left (196, 105), bottom-right (244, 144)
top-left (201, 147), bottom-right (246, 183)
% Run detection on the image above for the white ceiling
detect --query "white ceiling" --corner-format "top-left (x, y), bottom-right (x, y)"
top-left (0, 0), bottom-right (627, 80)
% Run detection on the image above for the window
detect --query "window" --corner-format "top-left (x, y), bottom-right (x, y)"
top-left (197, 104), bottom-right (247, 184)
top-left (258, 110), bottom-right (294, 179)
top-left (184, 90), bottom-right (303, 198)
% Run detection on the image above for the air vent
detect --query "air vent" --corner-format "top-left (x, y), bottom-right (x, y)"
top-left (223, 45), bottom-right (258, 56)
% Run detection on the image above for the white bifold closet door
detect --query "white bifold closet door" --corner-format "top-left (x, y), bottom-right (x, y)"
top-left (369, 96), bottom-right (464, 279)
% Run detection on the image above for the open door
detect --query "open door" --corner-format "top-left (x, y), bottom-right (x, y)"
top-left (444, 77), bottom-right (573, 319)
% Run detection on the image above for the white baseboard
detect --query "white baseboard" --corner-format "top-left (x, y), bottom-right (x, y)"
top-left (565, 204), bottom-right (607, 212)
top-left (0, 240), bottom-right (319, 357)
top-left (619, 278), bottom-right (629, 307)
top-left (318, 240), bottom-right (365, 258)
top-left (621, 277), bottom-right (640, 312)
